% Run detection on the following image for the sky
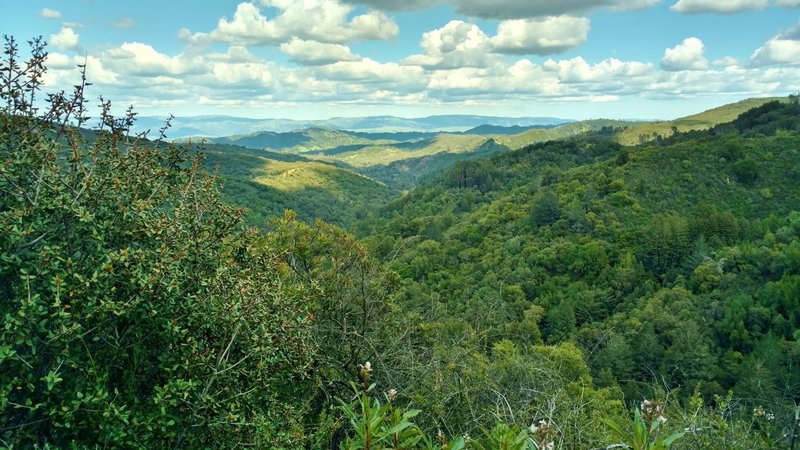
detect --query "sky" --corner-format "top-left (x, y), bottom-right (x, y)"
top-left (2, 0), bottom-right (800, 121)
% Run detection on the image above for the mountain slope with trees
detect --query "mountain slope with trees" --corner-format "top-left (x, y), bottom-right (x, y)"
top-left (356, 98), bottom-right (800, 447)
top-left (198, 142), bottom-right (394, 227)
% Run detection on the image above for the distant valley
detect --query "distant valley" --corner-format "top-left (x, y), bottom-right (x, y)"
top-left (193, 97), bottom-right (788, 227)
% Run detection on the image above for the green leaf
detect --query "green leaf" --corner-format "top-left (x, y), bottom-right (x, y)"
top-left (662, 432), bottom-right (685, 447)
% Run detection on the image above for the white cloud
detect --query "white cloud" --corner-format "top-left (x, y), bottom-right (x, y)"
top-left (751, 38), bottom-right (800, 65)
top-left (670, 0), bottom-right (797, 14)
top-left (184, 1), bottom-right (398, 46)
top-left (712, 56), bottom-right (739, 67)
top-left (490, 16), bottom-right (590, 55)
top-left (106, 42), bottom-right (204, 76)
top-left (404, 20), bottom-right (497, 68)
top-left (45, 53), bottom-right (73, 70)
top-left (49, 27), bottom-right (79, 51)
top-left (661, 37), bottom-right (708, 71)
top-left (544, 57), bottom-right (653, 83)
top-left (751, 22), bottom-right (800, 66)
top-left (211, 62), bottom-right (273, 86)
top-left (40, 7), bottom-right (62, 19)
top-left (316, 58), bottom-right (425, 85)
top-left (280, 38), bottom-right (360, 65)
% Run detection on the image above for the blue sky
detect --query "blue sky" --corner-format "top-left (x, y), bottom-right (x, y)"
top-left (3, 0), bottom-right (800, 120)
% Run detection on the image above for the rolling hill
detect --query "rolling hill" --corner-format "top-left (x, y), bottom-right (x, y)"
top-left (197, 142), bottom-right (394, 227)
top-left (616, 97), bottom-right (784, 145)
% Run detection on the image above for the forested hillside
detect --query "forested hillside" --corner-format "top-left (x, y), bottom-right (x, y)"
top-left (355, 98), bottom-right (800, 447)
top-left (197, 142), bottom-right (394, 227)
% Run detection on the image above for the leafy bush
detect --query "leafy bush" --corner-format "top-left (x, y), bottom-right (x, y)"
top-left (732, 158), bottom-right (759, 185)
top-left (1, 36), bottom-right (314, 448)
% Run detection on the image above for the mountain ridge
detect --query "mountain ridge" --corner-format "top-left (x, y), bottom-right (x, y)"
top-left (134, 114), bottom-right (572, 138)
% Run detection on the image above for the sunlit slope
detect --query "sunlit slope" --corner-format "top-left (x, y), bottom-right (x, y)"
top-left (199, 143), bottom-right (394, 227)
top-left (211, 127), bottom-right (397, 153)
top-left (617, 97), bottom-right (784, 145)
top-left (494, 119), bottom-right (637, 149)
top-left (313, 134), bottom-right (491, 167)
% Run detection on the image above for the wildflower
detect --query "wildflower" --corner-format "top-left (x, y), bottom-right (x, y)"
top-left (357, 361), bottom-right (373, 382)
top-left (531, 419), bottom-right (555, 449)
top-left (436, 429), bottom-right (446, 445)
top-left (531, 419), bottom-right (549, 434)
top-left (387, 388), bottom-right (398, 401)
top-left (641, 399), bottom-right (667, 425)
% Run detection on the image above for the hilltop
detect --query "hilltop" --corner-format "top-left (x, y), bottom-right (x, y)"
top-left (617, 97), bottom-right (784, 145)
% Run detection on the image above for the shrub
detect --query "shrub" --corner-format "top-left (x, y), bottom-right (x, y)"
top-left (1, 36), bottom-right (314, 448)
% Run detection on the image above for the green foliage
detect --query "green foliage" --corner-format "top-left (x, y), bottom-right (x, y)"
top-left (602, 402), bottom-right (684, 450)
top-left (337, 383), bottom-right (428, 450)
top-left (0, 36), bottom-right (320, 448)
top-left (640, 213), bottom-right (691, 276)
top-left (336, 368), bottom-right (465, 450)
top-left (530, 191), bottom-right (561, 227)
top-left (199, 143), bottom-right (395, 228)
top-left (357, 96), bottom-right (800, 448)
top-left (472, 423), bottom-right (534, 450)
top-left (732, 158), bottom-right (759, 185)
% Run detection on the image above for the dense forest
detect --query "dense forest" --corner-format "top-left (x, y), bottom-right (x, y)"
top-left (2, 37), bottom-right (800, 449)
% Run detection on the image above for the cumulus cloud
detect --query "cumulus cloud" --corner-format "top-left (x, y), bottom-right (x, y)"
top-left (316, 58), bottom-right (425, 86)
top-left (105, 42), bottom-right (205, 77)
top-left (751, 35), bottom-right (800, 66)
top-left (49, 27), bottom-right (80, 51)
top-left (543, 57), bottom-right (653, 83)
top-left (670, 0), bottom-right (798, 14)
top-left (280, 38), bottom-right (360, 65)
top-left (183, 1), bottom-right (398, 46)
top-left (40, 7), bottom-right (62, 19)
top-left (490, 16), bottom-right (590, 55)
top-left (404, 20), bottom-right (497, 68)
top-left (36, 10), bottom-right (800, 119)
top-left (661, 37), bottom-right (708, 71)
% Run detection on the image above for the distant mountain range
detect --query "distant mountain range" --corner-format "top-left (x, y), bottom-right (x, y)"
top-left (132, 115), bottom-right (572, 139)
